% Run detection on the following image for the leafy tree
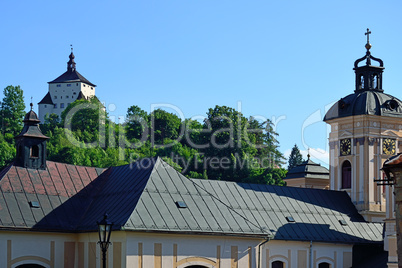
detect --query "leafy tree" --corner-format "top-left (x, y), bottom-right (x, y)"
top-left (0, 133), bottom-right (15, 169)
top-left (149, 109), bottom-right (182, 146)
top-left (288, 144), bottom-right (304, 170)
top-left (61, 98), bottom-right (108, 145)
top-left (41, 113), bottom-right (61, 134)
top-left (198, 105), bottom-right (284, 182)
top-left (1, 85), bottom-right (25, 141)
top-left (125, 105), bottom-right (149, 141)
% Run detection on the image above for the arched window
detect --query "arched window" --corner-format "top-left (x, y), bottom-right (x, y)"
top-left (360, 75), bottom-right (364, 89)
top-left (373, 74), bottom-right (378, 89)
top-left (30, 145), bottom-right (39, 158)
top-left (272, 260), bottom-right (284, 268)
top-left (342, 160), bottom-right (352, 189)
top-left (318, 262), bottom-right (331, 268)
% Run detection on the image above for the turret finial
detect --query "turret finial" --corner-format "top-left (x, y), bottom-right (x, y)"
top-left (30, 97), bottom-right (33, 111)
top-left (67, 45), bottom-right (76, 71)
top-left (365, 28), bottom-right (372, 51)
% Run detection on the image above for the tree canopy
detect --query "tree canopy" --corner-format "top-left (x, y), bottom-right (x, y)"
top-left (288, 144), bottom-right (304, 170)
top-left (1, 85), bottom-right (25, 142)
top-left (0, 87), bottom-right (287, 186)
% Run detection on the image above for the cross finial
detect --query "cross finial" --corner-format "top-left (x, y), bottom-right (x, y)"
top-left (364, 28), bottom-right (372, 51)
top-left (365, 28), bottom-right (371, 44)
top-left (307, 148), bottom-right (310, 159)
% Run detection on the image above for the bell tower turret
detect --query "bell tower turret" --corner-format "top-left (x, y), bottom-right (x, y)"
top-left (353, 29), bottom-right (384, 92)
top-left (15, 103), bottom-right (49, 170)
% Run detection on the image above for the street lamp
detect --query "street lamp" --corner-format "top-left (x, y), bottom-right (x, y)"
top-left (97, 213), bottom-right (113, 268)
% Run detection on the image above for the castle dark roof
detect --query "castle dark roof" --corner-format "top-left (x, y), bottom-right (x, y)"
top-left (38, 92), bottom-right (54, 105)
top-left (0, 157), bottom-right (383, 244)
top-left (48, 52), bottom-right (96, 87)
top-left (48, 69), bottom-right (96, 87)
top-left (285, 157), bottom-right (329, 180)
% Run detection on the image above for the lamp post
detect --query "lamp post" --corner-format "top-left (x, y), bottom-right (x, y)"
top-left (97, 214), bottom-right (113, 268)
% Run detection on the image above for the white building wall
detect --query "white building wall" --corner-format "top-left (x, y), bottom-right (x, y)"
top-left (39, 82), bottom-right (96, 123)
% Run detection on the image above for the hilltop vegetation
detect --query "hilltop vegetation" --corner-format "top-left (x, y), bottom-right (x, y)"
top-left (0, 85), bottom-right (287, 185)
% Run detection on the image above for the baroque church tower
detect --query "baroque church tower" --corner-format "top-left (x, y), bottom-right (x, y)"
top-left (38, 49), bottom-right (96, 123)
top-left (324, 29), bottom-right (402, 223)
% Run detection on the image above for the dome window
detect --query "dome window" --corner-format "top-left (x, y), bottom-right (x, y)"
top-left (387, 100), bottom-right (399, 111)
top-left (339, 98), bottom-right (348, 110)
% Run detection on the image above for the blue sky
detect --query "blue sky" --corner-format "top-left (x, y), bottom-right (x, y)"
top-left (1, 0), bottom-right (402, 167)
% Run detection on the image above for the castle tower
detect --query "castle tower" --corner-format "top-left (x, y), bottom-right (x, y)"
top-left (38, 49), bottom-right (96, 123)
top-left (324, 29), bottom-right (402, 222)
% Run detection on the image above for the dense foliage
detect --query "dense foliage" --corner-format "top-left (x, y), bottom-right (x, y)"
top-left (0, 85), bottom-right (287, 185)
top-left (288, 144), bottom-right (304, 170)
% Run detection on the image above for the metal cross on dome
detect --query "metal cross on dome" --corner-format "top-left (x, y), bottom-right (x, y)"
top-left (365, 28), bottom-right (371, 44)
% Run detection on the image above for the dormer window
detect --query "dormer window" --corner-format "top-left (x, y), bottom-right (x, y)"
top-left (30, 145), bottom-right (39, 158)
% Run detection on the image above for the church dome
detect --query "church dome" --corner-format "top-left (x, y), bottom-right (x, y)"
top-left (324, 90), bottom-right (402, 121)
top-left (324, 29), bottom-right (402, 121)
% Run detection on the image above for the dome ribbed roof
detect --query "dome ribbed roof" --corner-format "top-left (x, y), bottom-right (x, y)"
top-left (324, 90), bottom-right (402, 121)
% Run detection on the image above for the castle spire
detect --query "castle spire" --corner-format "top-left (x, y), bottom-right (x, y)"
top-left (67, 45), bottom-right (76, 71)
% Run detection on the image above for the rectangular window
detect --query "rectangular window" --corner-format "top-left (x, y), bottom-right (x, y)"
top-left (76, 83), bottom-right (78, 86)
top-left (66, 96), bottom-right (69, 98)
top-left (60, 103), bottom-right (65, 108)
top-left (54, 104), bottom-right (57, 108)
top-left (57, 84), bottom-right (61, 87)
top-left (44, 105), bottom-right (47, 108)
top-left (67, 84), bottom-right (71, 87)
top-left (54, 96), bottom-right (57, 99)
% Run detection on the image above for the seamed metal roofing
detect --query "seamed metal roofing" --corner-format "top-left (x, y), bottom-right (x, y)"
top-left (0, 161), bottom-right (104, 231)
top-left (0, 157), bottom-right (383, 244)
